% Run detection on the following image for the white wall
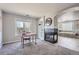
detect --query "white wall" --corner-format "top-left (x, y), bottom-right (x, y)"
top-left (3, 12), bottom-right (38, 44)
top-left (3, 12), bottom-right (18, 44)
top-left (0, 10), bottom-right (2, 48)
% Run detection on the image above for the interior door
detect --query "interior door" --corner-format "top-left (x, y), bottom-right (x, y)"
top-left (38, 17), bottom-right (44, 40)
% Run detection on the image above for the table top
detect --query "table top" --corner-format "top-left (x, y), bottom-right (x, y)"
top-left (26, 32), bottom-right (36, 35)
top-left (22, 32), bottom-right (36, 37)
top-left (22, 32), bottom-right (36, 39)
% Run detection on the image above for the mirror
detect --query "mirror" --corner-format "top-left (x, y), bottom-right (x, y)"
top-left (45, 17), bottom-right (52, 26)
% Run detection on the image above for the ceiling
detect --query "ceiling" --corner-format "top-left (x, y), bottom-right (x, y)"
top-left (0, 3), bottom-right (78, 17)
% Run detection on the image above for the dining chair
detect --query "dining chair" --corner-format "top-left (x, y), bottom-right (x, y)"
top-left (21, 31), bottom-right (31, 48)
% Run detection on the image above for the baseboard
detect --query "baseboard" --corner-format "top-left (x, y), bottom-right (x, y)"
top-left (3, 40), bottom-right (20, 45)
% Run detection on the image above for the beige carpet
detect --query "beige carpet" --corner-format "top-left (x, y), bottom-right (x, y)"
top-left (0, 40), bottom-right (79, 55)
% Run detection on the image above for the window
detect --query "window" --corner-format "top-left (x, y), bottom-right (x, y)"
top-left (58, 20), bottom-right (79, 34)
top-left (16, 21), bottom-right (24, 34)
top-left (16, 21), bottom-right (23, 28)
top-left (58, 21), bottom-right (74, 32)
top-left (16, 21), bottom-right (31, 34)
top-left (58, 12), bottom-right (79, 33)
top-left (24, 22), bottom-right (31, 32)
top-left (74, 20), bottom-right (79, 32)
top-left (61, 22), bottom-right (73, 31)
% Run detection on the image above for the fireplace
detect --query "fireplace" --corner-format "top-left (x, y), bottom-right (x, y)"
top-left (44, 28), bottom-right (58, 43)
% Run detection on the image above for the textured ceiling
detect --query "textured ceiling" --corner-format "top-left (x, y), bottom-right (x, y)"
top-left (0, 3), bottom-right (77, 17)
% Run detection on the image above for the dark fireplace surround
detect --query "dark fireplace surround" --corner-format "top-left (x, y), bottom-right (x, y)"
top-left (44, 28), bottom-right (58, 43)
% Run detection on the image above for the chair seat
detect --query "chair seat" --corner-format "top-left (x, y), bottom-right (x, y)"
top-left (23, 37), bottom-right (30, 40)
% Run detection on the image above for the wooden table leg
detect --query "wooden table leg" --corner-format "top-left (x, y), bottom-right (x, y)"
top-left (34, 35), bottom-right (37, 44)
top-left (23, 39), bottom-right (24, 48)
top-left (35, 39), bottom-right (37, 44)
top-left (31, 35), bottom-right (36, 44)
top-left (29, 37), bottom-right (31, 43)
top-left (21, 37), bottom-right (24, 48)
